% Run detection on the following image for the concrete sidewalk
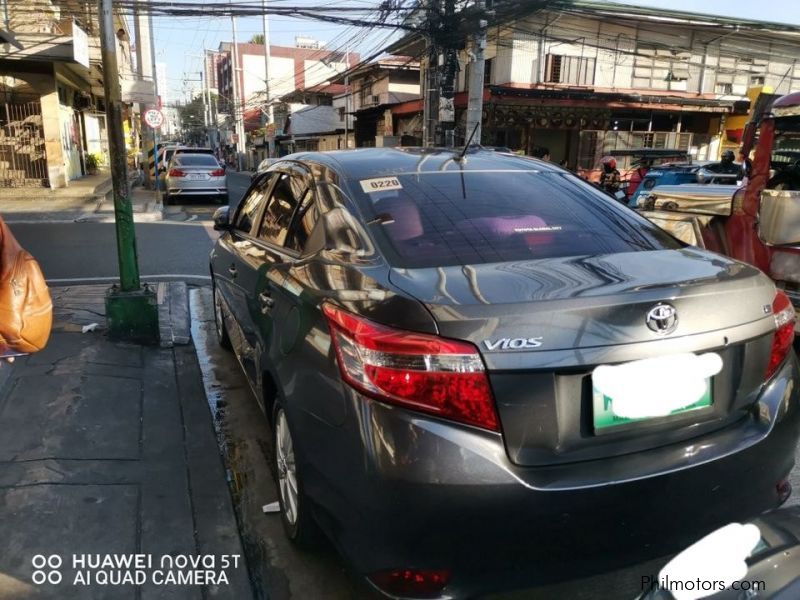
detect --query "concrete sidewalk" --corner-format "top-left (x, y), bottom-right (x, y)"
top-left (0, 285), bottom-right (253, 599)
top-left (0, 171), bottom-right (163, 224)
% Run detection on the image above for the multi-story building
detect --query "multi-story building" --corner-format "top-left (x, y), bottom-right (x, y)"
top-left (331, 56), bottom-right (420, 147)
top-left (214, 41), bottom-right (358, 161)
top-left (386, 1), bottom-right (800, 171)
top-left (216, 42), bottom-right (357, 119)
top-left (267, 83), bottom-right (350, 155)
top-left (0, 0), bottom-right (139, 188)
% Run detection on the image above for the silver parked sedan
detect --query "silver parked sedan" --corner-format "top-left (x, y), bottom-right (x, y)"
top-left (163, 153), bottom-right (227, 205)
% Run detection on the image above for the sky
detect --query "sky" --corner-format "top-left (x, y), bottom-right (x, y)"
top-left (148, 0), bottom-right (800, 105)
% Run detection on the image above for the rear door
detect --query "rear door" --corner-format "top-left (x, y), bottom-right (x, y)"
top-left (211, 174), bottom-right (273, 362)
top-left (227, 167), bottom-right (312, 389)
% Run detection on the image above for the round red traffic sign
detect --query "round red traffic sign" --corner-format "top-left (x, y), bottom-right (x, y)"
top-left (144, 109), bottom-right (164, 129)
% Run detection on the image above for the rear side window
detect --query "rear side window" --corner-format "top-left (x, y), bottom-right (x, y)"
top-left (350, 171), bottom-right (681, 268)
top-left (234, 180), bottom-right (269, 233)
top-left (285, 195), bottom-right (319, 253)
top-left (258, 172), bottom-right (308, 247)
top-left (174, 154), bottom-right (219, 166)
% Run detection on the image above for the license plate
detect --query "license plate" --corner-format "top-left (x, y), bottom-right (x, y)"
top-left (592, 378), bottom-right (713, 430)
top-left (187, 173), bottom-right (206, 180)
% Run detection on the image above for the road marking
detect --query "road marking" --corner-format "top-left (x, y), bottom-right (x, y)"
top-left (47, 274), bottom-right (211, 284)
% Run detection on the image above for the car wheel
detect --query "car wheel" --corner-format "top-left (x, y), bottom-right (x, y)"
top-left (212, 284), bottom-right (232, 350)
top-left (272, 401), bottom-right (320, 548)
top-left (163, 193), bottom-right (172, 206)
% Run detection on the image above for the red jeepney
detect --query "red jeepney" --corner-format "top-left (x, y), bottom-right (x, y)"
top-left (639, 92), bottom-right (800, 329)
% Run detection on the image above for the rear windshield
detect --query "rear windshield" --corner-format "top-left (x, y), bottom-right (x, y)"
top-left (176, 148), bottom-right (214, 155)
top-left (174, 154), bottom-right (219, 167)
top-left (349, 171), bottom-right (681, 268)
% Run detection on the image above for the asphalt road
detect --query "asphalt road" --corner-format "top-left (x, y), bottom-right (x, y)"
top-left (7, 171), bottom-right (253, 285)
top-left (9, 221), bottom-right (217, 284)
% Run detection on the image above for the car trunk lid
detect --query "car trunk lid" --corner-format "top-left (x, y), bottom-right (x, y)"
top-left (388, 248), bottom-right (778, 466)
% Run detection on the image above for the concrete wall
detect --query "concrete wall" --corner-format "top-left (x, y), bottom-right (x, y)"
top-left (240, 54), bottom-right (348, 103)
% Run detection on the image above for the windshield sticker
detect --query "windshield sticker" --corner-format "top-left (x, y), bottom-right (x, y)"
top-left (360, 177), bottom-right (403, 193)
top-left (514, 225), bottom-right (563, 233)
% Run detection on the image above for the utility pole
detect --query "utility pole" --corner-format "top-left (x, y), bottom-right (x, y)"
top-left (344, 45), bottom-right (350, 149)
top-left (98, 0), bottom-right (159, 343)
top-left (439, 0), bottom-right (457, 147)
top-left (261, 0), bottom-right (274, 156)
top-left (148, 9), bottom-right (161, 194)
top-left (230, 10), bottom-right (246, 170)
top-left (134, 0), bottom-right (157, 188)
top-left (465, 0), bottom-right (488, 146)
top-left (422, 0), bottom-right (439, 147)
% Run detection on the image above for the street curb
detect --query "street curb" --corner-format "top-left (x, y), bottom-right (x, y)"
top-left (173, 344), bottom-right (257, 599)
top-left (157, 281), bottom-right (191, 348)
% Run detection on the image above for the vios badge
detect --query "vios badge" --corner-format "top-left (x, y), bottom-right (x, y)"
top-left (646, 303), bottom-right (678, 335)
top-left (483, 337), bottom-right (543, 351)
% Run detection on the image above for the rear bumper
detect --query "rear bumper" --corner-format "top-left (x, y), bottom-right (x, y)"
top-left (300, 355), bottom-right (800, 598)
top-left (167, 187), bottom-right (227, 196)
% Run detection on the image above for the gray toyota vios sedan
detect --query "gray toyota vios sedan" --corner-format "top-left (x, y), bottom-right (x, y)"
top-left (209, 148), bottom-right (799, 599)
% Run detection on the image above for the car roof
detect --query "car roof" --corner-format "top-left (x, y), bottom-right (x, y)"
top-left (281, 147), bottom-right (562, 180)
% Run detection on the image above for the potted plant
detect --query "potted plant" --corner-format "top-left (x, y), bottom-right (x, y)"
top-left (85, 153), bottom-right (100, 175)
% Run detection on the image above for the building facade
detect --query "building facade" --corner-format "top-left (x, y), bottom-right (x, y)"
top-left (0, 0), bottom-right (138, 188)
top-left (387, 1), bottom-right (800, 173)
top-left (333, 57), bottom-right (420, 147)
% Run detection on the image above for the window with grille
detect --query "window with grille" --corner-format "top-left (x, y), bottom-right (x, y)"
top-left (359, 82), bottom-right (373, 107)
top-left (715, 82), bottom-right (733, 95)
top-left (545, 54), bottom-right (595, 85)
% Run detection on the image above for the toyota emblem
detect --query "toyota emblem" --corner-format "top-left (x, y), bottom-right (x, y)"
top-left (646, 303), bottom-right (678, 335)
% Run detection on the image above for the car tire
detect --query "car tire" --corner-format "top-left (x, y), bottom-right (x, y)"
top-left (271, 400), bottom-right (320, 549)
top-left (212, 284), bottom-right (233, 351)
top-left (163, 193), bottom-right (172, 206)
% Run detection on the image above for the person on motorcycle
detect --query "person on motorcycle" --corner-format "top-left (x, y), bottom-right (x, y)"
top-left (599, 156), bottom-right (621, 196)
top-left (627, 157), bottom-right (653, 198)
top-left (706, 149), bottom-right (742, 177)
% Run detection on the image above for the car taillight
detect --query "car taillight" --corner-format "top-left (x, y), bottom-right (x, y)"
top-left (210, 168), bottom-right (225, 176)
top-left (766, 290), bottom-right (796, 379)
top-left (322, 303), bottom-right (499, 431)
top-left (168, 168), bottom-right (185, 177)
top-left (368, 569), bottom-right (450, 598)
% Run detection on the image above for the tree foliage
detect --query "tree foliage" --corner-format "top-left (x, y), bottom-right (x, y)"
top-left (249, 34), bottom-right (265, 44)
top-left (177, 93), bottom-right (217, 129)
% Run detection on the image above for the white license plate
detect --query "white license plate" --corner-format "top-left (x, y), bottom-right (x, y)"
top-left (187, 174), bottom-right (206, 180)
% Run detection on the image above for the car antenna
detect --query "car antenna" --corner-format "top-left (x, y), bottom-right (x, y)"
top-left (456, 122), bottom-right (481, 162)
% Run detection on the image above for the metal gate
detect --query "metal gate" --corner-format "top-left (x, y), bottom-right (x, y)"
top-left (0, 101), bottom-right (49, 187)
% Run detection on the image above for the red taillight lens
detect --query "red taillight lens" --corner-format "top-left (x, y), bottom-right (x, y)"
top-left (210, 168), bottom-right (225, 176)
top-left (766, 290), bottom-right (796, 379)
top-left (168, 168), bottom-right (185, 177)
top-left (368, 569), bottom-right (450, 598)
top-left (322, 303), bottom-right (499, 431)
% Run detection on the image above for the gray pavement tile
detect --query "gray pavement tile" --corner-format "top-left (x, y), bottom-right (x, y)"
top-left (0, 483), bottom-right (138, 600)
top-left (0, 374), bottom-right (141, 461)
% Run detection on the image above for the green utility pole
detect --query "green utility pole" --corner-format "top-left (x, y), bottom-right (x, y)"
top-left (98, 0), bottom-right (159, 343)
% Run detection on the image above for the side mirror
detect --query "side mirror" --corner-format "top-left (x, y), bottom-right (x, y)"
top-left (212, 206), bottom-right (231, 231)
